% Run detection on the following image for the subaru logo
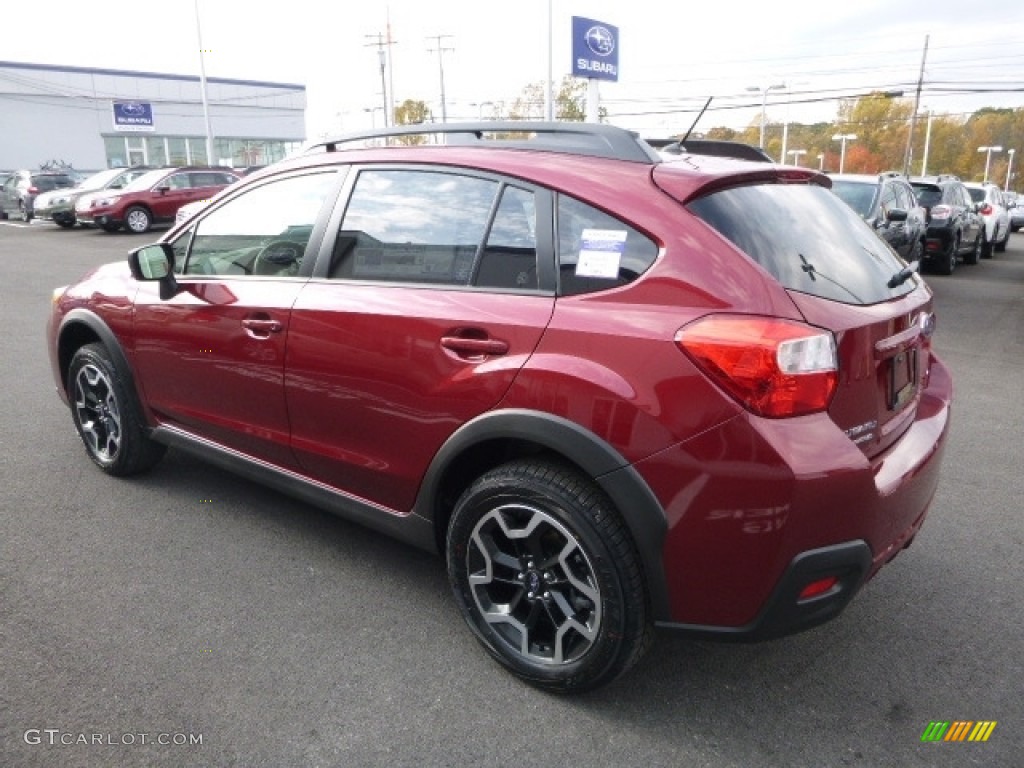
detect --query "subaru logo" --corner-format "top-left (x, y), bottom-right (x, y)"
top-left (586, 26), bottom-right (615, 56)
top-left (122, 103), bottom-right (146, 115)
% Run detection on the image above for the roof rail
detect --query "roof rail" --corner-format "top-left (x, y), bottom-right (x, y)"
top-left (307, 121), bottom-right (662, 164)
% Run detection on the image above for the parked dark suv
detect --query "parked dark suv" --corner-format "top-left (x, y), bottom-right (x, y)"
top-left (910, 176), bottom-right (984, 274)
top-left (829, 172), bottom-right (928, 261)
top-left (47, 123), bottom-right (953, 693)
top-left (0, 170), bottom-right (76, 222)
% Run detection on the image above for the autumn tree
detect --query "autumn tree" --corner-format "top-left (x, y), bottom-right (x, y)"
top-left (509, 76), bottom-right (606, 122)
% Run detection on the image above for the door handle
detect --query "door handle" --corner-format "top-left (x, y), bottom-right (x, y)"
top-left (440, 336), bottom-right (510, 357)
top-left (242, 317), bottom-right (283, 337)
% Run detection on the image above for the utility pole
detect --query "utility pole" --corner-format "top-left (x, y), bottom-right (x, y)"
top-left (193, 0), bottom-right (215, 164)
top-left (902, 34), bottom-right (929, 176)
top-left (364, 33), bottom-right (391, 127)
top-left (426, 34), bottom-right (455, 123)
top-left (386, 9), bottom-right (396, 130)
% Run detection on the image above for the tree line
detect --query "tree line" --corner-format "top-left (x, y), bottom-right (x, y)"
top-left (390, 84), bottom-right (1022, 188)
top-left (707, 92), bottom-right (1022, 186)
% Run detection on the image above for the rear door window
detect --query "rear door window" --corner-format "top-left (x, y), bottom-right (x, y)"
top-left (329, 168), bottom-right (544, 292)
top-left (688, 182), bottom-right (917, 305)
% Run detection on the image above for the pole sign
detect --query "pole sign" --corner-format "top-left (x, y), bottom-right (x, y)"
top-left (571, 17), bottom-right (619, 82)
top-left (112, 101), bottom-right (155, 132)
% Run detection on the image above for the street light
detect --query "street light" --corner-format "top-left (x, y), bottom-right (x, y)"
top-left (978, 145), bottom-right (1003, 183)
top-left (787, 149), bottom-right (807, 167)
top-left (470, 100), bottom-right (494, 120)
top-left (832, 133), bottom-right (857, 174)
top-left (1006, 148), bottom-right (1016, 192)
top-left (746, 83), bottom-right (786, 149)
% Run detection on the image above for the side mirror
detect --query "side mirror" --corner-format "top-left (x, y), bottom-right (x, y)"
top-left (156, 186), bottom-right (170, 195)
top-left (130, 243), bottom-right (179, 300)
top-left (885, 208), bottom-right (908, 223)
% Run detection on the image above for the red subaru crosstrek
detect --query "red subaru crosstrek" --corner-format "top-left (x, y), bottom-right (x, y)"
top-left (47, 123), bottom-right (953, 693)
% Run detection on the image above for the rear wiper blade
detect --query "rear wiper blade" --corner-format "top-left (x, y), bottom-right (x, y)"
top-left (887, 261), bottom-right (920, 288)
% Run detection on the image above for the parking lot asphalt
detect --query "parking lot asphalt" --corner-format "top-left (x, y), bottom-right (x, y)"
top-left (2, 219), bottom-right (1022, 767)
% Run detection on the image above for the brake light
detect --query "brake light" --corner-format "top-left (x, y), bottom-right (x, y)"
top-left (979, 204), bottom-right (993, 215)
top-left (929, 205), bottom-right (952, 220)
top-left (675, 315), bottom-right (838, 418)
top-left (28, 186), bottom-right (39, 195)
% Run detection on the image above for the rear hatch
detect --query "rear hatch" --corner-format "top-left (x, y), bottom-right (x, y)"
top-left (655, 166), bottom-right (933, 458)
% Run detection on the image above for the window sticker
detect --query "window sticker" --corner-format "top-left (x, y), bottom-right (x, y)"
top-left (575, 229), bottom-right (627, 278)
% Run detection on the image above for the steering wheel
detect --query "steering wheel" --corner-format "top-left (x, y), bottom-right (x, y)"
top-left (253, 240), bottom-right (305, 276)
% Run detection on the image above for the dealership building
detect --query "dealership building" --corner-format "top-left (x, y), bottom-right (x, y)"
top-left (0, 60), bottom-right (306, 172)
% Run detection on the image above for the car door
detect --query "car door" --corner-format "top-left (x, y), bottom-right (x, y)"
top-left (130, 171), bottom-right (341, 466)
top-left (144, 170), bottom-right (197, 221)
top-left (876, 181), bottom-right (907, 255)
top-left (285, 167), bottom-right (555, 512)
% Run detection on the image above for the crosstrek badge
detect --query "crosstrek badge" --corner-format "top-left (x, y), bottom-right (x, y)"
top-left (576, 228), bottom-right (626, 278)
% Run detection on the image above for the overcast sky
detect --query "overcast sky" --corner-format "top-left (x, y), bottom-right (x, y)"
top-left (4, 0), bottom-right (1023, 138)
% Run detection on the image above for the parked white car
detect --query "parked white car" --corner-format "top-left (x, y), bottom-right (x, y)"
top-left (964, 182), bottom-right (1010, 256)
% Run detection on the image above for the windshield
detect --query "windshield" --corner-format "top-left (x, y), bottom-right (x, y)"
top-left (688, 182), bottom-right (917, 305)
top-left (119, 169), bottom-right (174, 193)
top-left (829, 180), bottom-right (877, 218)
top-left (78, 168), bottom-right (130, 191)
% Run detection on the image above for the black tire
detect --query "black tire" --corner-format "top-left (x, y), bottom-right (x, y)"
top-left (995, 226), bottom-right (1008, 253)
top-left (935, 236), bottom-right (957, 275)
top-left (963, 234), bottom-right (982, 265)
top-left (124, 206), bottom-right (152, 234)
top-left (101, 221), bottom-right (122, 233)
top-left (56, 218), bottom-right (76, 229)
top-left (981, 234), bottom-right (993, 259)
top-left (68, 343), bottom-right (166, 476)
top-left (19, 202), bottom-right (32, 223)
top-left (446, 459), bottom-right (653, 694)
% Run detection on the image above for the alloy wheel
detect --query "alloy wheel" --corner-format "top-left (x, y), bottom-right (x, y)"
top-left (73, 363), bottom-right (122, 463)
top-left (465, 502), bottom-right (602, 665)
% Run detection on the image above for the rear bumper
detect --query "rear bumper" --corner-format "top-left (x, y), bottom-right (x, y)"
top-left (638, 354), bottom-right (953, 637)
top-left (657, 540), bottom-right (874, 639)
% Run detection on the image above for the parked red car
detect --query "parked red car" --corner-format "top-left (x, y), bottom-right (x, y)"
top-left (74, 166), bottom-right (240, 233)
top-left (48, 123), bottom-right (953, 693)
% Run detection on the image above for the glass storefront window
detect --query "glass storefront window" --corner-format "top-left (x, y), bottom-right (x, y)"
top-left (104, 136), bottom-right (127, 168)
top-left (147, 137), bottom-right (168, 167)
top-left (167, 138), bottom-right (188, 166)
top-left (188, 138), bottom-right (208, 165)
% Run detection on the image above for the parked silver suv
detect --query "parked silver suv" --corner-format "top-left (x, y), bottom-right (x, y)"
top-left (964, 182), bottom-right (1010, 256)
top-left (0, 170), bottom-right (76, 222)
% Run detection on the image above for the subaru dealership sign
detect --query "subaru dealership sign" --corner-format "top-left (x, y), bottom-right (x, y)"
top-left (112, 101), bottom-right (155, 132)
top-left (571, 16), bottom-right (619, 82)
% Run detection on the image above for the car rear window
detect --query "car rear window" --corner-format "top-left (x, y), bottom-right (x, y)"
top-left (32, 175), bottom-right (74, 191)
top-left (829, 180), bottom-right (877, 217)
top-left (687, 182), bottom-right (916, 305)
top-left (966, 188), bottom-right (985, 203)
top-left (911, 185), bottom-right (942, 208)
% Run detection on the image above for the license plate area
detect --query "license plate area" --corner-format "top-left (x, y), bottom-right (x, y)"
top-left (888, 347), bottom-right (918, 410)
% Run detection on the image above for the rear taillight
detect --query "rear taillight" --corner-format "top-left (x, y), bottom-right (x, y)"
top-left (675, 315), bottom-right (838, 418)
top-left (980, 204), bottom-right (993, 215)
top-left (929, 205), bottom-right (952, 220)
top-left (28, 186), bottom-right (39, 195)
